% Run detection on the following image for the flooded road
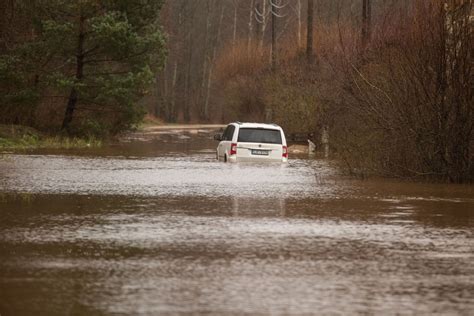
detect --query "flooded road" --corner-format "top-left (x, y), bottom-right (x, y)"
top-left (0, 129), bottom-right (473, 315)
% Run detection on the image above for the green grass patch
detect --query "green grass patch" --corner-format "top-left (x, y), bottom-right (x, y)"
top-left (0, 125), bottom-right (102, 150)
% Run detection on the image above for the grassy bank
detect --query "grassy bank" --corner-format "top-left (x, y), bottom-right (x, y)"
top-left (0, 125), bottom-right (102, 150)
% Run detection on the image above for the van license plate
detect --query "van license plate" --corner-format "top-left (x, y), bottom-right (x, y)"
top-left (251, 149), bottom-right (269, 156)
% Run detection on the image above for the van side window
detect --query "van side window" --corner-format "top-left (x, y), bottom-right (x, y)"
top-left (223, 125), bottom-right (235, 141)
top-left (222, 126), bottom-right (229, 140)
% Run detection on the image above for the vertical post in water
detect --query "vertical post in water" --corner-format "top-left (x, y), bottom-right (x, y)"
top-left (322, 126), bottom-right (329, 158)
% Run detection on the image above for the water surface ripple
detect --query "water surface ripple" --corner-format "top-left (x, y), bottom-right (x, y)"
top-left (0, 136), bottom-right (473, 315)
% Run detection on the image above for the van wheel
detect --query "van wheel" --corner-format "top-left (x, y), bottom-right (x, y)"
top-left (224, 155), bottom-right (227, 163)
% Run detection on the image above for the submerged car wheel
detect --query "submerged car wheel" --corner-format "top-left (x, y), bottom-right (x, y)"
top-left (224, 155), bottom-right (227, 163)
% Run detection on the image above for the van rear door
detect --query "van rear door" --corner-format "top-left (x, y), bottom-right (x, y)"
top-left (236, 128), bottom-right (283, 160)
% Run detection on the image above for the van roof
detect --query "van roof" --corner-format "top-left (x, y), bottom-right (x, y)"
top-left (231, 122), bottom-right (282, 130)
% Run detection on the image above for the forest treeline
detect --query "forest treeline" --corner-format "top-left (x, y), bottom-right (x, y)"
top-left (154, 0), bottom-right (472, 182)
top-left (1, 0), bottom-right (472, 182)
top-left (0, 0), bottom-right (166, 136)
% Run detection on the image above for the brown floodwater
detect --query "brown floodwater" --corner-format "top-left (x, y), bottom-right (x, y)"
top-left (0, 129), bottom-right (473, 315)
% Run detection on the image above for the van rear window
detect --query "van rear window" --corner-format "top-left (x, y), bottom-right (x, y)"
top-left (238, 128), bottom-right (282, 144)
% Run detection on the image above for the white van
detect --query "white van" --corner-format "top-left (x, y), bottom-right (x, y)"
top-left (214, 122), bottom-right (288, 163)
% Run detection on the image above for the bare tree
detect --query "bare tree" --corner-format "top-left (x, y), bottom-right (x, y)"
top-left (271, 0), bottom-right (277, 70)
top-left (61, 11), bottom-right (85, 131)
top-left (232, 0), bottom-right (239, 62)
top-left (361, 0), bottom-right (372, 47)
top-left (198, 0), bottom-right (212, 120)
top-left (255, 0), bottom-right (269, 53)
top-left (296, 0), bottom-right (302, 48)
top-left (204, 4), bottom-right (226, 121)
top-left (307, 0), bottom-right (314, 63)
top-left (256, 0), bottom-right (287, 71)
top-left (247, 0), bottom-right (256, 56)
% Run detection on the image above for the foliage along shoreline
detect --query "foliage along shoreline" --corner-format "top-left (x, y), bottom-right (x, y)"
top-left (1, 1), bottom-right (472, 183)
top-left (155, 0), bottom-right (472, 183)
top-left (0, 124), bottom-right (102, 150)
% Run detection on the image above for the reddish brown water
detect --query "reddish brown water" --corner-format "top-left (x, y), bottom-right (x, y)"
top-left (0, 130), bottom-right (473, 315)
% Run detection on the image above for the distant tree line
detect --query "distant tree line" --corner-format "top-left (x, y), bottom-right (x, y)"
top-left (0, 0), bottom-right (166, 136)
top-left (152, 0), bottom-right (412, 123)
top-left (1, 0), bottom-right (472, 182)
top-left (153, 0), bottom-right (350, 122)
top-left (154, 0), bottom-right (472, 182)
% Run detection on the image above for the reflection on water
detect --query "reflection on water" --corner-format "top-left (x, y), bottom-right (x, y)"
top-left (0, 131), bottom-right (473, 315)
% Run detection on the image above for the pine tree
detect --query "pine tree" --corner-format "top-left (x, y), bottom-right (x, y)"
top-left (4, 0), bottom-right (167, 134)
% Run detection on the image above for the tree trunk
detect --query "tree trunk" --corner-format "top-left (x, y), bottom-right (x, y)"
top-left (297, 0), bottom-right (302, 48)
top-left (258, 0), bottom-right (267, 53)
top-left (170, 61), bottom-right (178, 122)
top-left (159, 62), bottom-right (168, 117)
top-left (184, 60), bottom-right (191, 123)
top-left (232, 0), bottom-right (238, 62)
top-left (361, 0), bottom-right (372, 47)
top-left (367, 0), bottom-right (372, 40)
top-left (169, 9), bottom-right (184, 122)
top-left (183, 37), bottom-right (192, 123)
top-left (200, 0), bottom-right (212, 120)
top-left (271, 2), bottom-right (277, 71)
top-left (204, 62), bottom-right (213, 121)
top-left (247, 0), bottom-right (255, 56)
top-left (62, 88), bottom-right (78, 132)
top-left (306, 0), bottom-right (314, 63)
top-left (205, 4), bottom-right (225, 121)
top-left (62, 14), bottom-right (85, 132)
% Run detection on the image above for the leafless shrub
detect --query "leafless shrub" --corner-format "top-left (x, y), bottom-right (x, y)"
top-left (331, 0), bottom-right (473, 182)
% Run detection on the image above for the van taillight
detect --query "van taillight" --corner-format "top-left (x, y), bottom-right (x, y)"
top-left (282, 146), bottom-right (288, 158)
top-left (230, 143), bottom-right (237, 155)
